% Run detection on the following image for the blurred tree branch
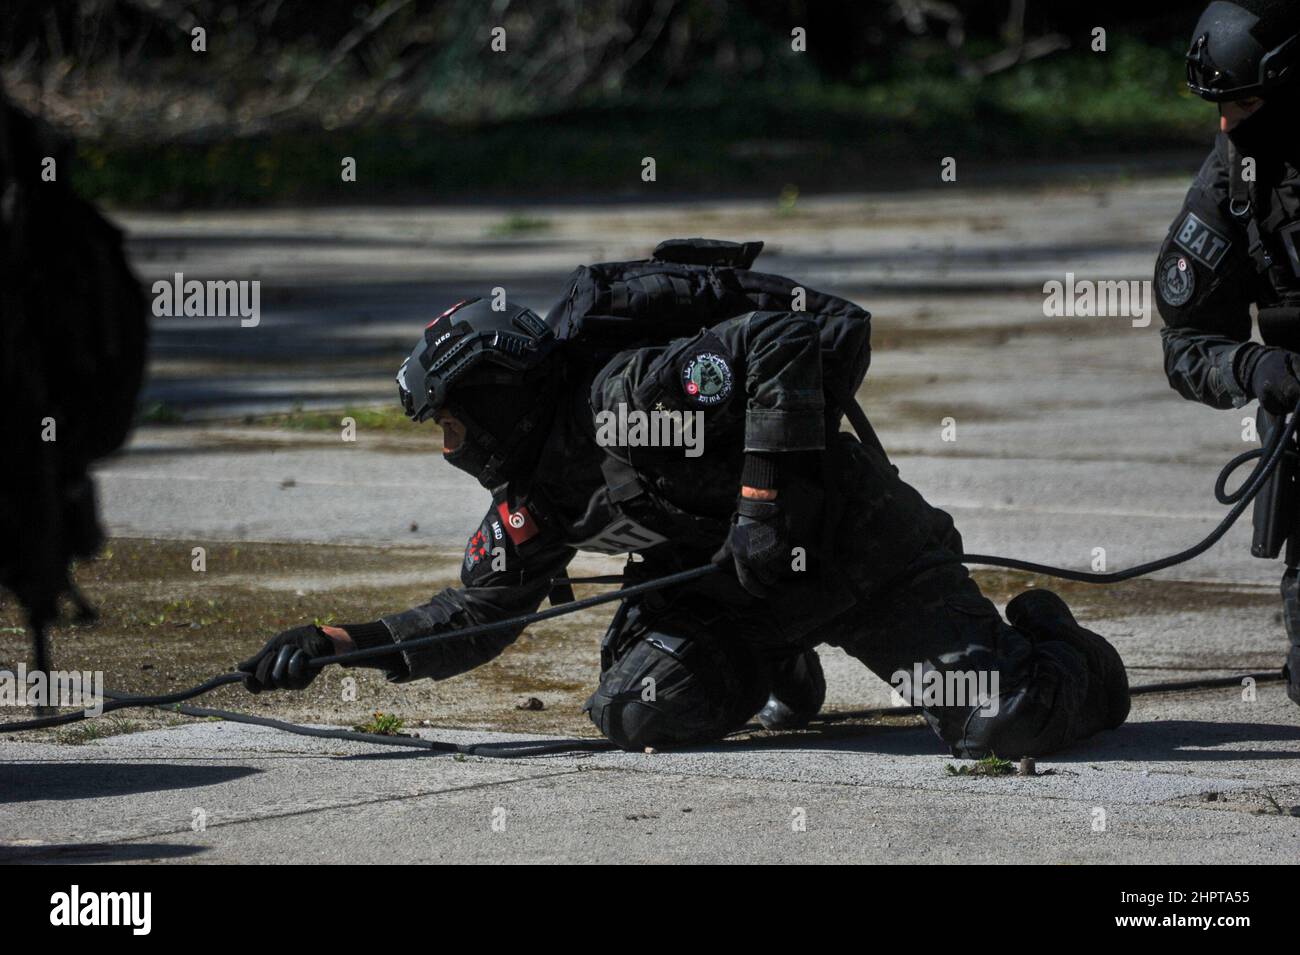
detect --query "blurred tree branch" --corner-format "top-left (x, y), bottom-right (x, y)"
top-left (0, 0), bottom-right (1170, 144)
top-left (261, 0), bottom-right (415, 122)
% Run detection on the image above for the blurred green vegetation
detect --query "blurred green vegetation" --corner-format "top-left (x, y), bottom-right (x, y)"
top-left (242, 404), bottom-right (430, 434)
top-left (4, 1), bottom-right (1215, 207)
top-left (71, 38), bottom-right (1211, 208)
top-left (487, 214), bottom-right (555, 237)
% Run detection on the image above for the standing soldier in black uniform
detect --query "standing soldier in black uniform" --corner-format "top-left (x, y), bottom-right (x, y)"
top-left (1156, 0), bottom-right (1300, 704)
top-left (0, 87), bottom-right (147, 682)
top-left (241, 239), bottom-right (1130, 757)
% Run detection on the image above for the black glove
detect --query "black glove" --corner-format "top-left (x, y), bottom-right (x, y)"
top-left (1248, 349), bottom-right (1300, 415)
top-left (238, 625), bottom-right (335, 694)
top-left (712, 496), bottom-right (788, 598)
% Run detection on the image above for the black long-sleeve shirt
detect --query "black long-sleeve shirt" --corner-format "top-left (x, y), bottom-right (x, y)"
top-left (1156, 133), bottom-right (1284, 408)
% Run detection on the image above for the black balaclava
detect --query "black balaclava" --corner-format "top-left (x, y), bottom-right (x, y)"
top-left (442, 367), bottom-right (561, 490)
top-left (1218, 0), bottom-right (1300, 154)
top-left (1229, 87), bottom-right (1298, 158)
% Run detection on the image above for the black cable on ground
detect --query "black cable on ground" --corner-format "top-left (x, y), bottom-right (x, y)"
top-left (951, 404), bottom-right (1300, 583)
top-left (1129, 669), bottom-right (1284, 696)
top-left (0, 673), bottom-right (244, 733)
top-left (126, 670), bottom-right (1292, 756)
top-left (2, 408), bottom-right (1297, 743)
top-left (0, 566), bottom-right (718, 736)
top-left (3, 667), bottom-right (1283, 757)
top-left (811, 669), bottom-right (1287, 723)
top-left (133, 698), bottom-right (616, 757)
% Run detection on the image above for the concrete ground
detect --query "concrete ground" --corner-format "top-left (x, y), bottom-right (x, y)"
top-left (3, 684), bottom-right (1299, 864)
top-left (3, 168), bottom-right (1300, 863)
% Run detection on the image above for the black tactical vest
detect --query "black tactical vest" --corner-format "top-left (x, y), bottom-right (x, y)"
top-left (1221, 134), bottom-right (1300, 308)
top-left (546, 237), bottom-right (874, 423)
top-left (540, 238), bottom-right (873, 557)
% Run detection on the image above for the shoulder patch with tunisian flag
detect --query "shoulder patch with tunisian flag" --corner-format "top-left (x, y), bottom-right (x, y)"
top-left (497, 501), bottom-right (540, 545)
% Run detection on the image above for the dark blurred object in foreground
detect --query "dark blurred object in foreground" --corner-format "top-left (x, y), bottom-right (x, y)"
top-left (0, 85), bottom-right (146, 674)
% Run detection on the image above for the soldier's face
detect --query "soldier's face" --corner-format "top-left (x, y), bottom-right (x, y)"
top-left (1220, 97), bottom-right (1265, 132)
top-left (435, 412), bottom-right (466, 453)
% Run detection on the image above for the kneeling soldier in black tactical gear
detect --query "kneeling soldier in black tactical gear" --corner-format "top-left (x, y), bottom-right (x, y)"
top-left (1157, 0), bottom-right (1300, 704)
top-left (241, 239), bottom-right (1130, 758)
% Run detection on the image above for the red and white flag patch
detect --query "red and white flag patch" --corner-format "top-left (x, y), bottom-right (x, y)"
top-left (496, 501), bottom-right (540, 545)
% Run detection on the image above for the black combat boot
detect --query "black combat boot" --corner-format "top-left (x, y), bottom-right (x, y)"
top-left (1005, 589), bottom-right (1131, 730)
top-left (757, 648), bottom-right (826, 731)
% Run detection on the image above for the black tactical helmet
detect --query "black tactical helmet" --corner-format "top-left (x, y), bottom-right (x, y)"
top-left (396, 297), bottom-right (555, 422)
top-left (1187, 0), bottom-right (1300, 101)
top-left (396, 297), bottom-right (559, 487)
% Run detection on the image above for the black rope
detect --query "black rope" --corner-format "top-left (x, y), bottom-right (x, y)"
top-left (0, 673), bottom-right (244, 733)
top-left (812, 670), bottom-right (1286, 723)
top-left (313, 564), bottom-right (717, 670)
top-left (106, 669), bottom-right (1285, 756)
top-left (132, 669), bottom-right (1289, 753)
top-left (949, 403), bottom-right (1300, 583)
top-left (0, 566), bottom-right (718, 735)
top-left (549, 574), bottom-right (628, 585)
top-left (1, 657), bottom-right (1285, 753)
top-left (126, 697), bottom-right (616, 758)
top-left (1, 408), bottom-right (1296, 743)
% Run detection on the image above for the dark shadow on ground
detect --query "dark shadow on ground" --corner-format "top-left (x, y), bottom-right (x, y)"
top-left (127, 231), bottom-right (1139, 419)
top-left (0, 762), bottom-right (260, 803)
top-left (700, 722), bottom-right (948, 757)
top-left (335, 738), bottom-right (615, 761)
top-left (0, 842), bottom-right (207, 863)
top-left (1047, 719), bottom-right (1300, 764)
top-left (673, 717), bottom-right (1300, 764)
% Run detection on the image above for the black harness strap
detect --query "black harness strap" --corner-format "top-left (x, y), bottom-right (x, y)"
top-left (1227, 137), bottom-right (1254, 220)
top-left (600, 454), bottom-right (646, 504)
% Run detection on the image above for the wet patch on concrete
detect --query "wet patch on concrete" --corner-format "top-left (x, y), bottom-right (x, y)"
top-left (0, 538), bottom-right (610, 744)
top-left (2, 539), bottom-right (1283, 751)
top-left (969, 570), bottom-right (1275, 618)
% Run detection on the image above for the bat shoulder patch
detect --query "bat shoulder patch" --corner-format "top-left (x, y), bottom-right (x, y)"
top-left (1173, 211), bottom-right (1233, 271)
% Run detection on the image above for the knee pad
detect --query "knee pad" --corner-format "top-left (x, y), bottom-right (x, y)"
top-left (585, 620), bottom-right (770, 751)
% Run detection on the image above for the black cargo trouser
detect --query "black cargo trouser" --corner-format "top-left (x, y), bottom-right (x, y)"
top-left (585, 435), bottom-right (1118, 757)
top-left (822, 511), bottom-right (1101, 758)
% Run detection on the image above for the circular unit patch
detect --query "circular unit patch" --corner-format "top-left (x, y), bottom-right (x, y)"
top-left (1157, 253), bottom-right (1195, 308)
top-left (681, 352), bottom-right (734, 406)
